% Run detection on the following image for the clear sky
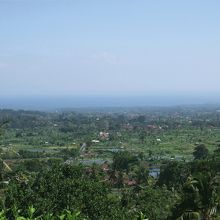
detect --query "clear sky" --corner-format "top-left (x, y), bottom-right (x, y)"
top-left (0, 0), bottom-right (220, 97)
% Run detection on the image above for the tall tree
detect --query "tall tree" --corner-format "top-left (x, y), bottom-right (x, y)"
top-left (193, 144), bottom-right (209, 160)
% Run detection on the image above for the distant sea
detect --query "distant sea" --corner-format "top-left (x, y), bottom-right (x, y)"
top-left (0, 95), bottom-right (219, 111)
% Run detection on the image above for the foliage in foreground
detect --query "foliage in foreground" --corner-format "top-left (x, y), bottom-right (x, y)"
top-left (3, 163), bottom-right (177, 220)
top-left (0, 206), bottom-right (86, 220)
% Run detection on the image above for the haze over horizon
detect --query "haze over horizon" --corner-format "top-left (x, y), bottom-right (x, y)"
top-left (1, 1), bottom-right (220, 101)
top-left (1, 95), bottom-right (220, 110)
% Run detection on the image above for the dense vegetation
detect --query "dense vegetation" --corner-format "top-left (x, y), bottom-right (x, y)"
top-left (0, 106), bottom-right (220, 219)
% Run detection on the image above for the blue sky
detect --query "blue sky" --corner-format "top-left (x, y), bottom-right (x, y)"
top-left (0, 0), bottom-right (220, 97)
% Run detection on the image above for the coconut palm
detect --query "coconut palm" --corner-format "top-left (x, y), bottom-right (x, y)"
top-left (190, 172), bottom-right (220, 219)
top-left (174, 172), bottom-right (220, 220)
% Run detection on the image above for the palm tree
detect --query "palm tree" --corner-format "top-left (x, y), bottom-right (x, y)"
top-left (174, 172), bottom-right (220, 220)
top-left (189, 172), bottom-right (220, 219)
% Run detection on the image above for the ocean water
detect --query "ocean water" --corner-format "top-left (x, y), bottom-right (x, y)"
top-left (0, 95), bottom-right (219, 111)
